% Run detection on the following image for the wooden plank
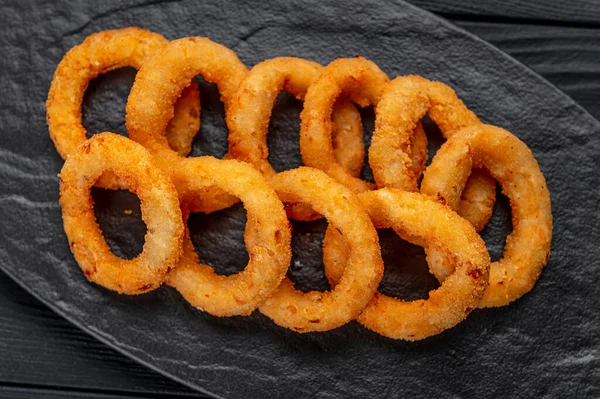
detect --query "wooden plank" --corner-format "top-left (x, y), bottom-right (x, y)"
top-left (410, 0), bottom-right (600, 25)
top-left (0, 384), bottom-right (200, 398)
top-left (0, 386), bottom-right (144, 399)
top-left (456, 21), bottom-right (600, 119)
top-left (0, 273), bottom-right (204, 397)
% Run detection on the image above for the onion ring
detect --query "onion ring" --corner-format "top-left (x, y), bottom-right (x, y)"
top-left (323, 188), bottom-right (490, 340)
top-left (227, 57), bottom-right (365, 221)
top-left (258, 167), bottom-right (384, 332)
top-left (59, 133), bottom-right (184, 294)
top-left (369, 75), bottom-right (496, 231)
top-left (299, 57), bottom-right (389, 193)
top-left (166, 157), bottom-right (292, 316)
top-left (420, 124), bottom-right (552, 307)
top-left (126, 37), bottom-right (248, 213)
top-left (47, 27), bottom-right (200, 189)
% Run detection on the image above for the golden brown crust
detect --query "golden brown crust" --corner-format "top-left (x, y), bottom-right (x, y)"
top-left (323, 188), bottom-right (490, 340)
top-left (421, 124), bottom-right (552, 307)
top-left (166, 157), bottom-right (292, 317)
top-left (50, 32), bottom-right (553, 335)
top-left (410, 122), bottom-right (429, 181)
top-left (126, 37), bottom-right (248, 213)
top-left (47, 28), bottom-right (200, 189)
top-left (299, 57), bottom-right (389, 193)
top-left (370, 75), bottom-right (496, 231)
top-left (457, 169), bottom-right (496, 232)
top-left (258, 167), bottom-right (384, 332)
top-left (227, 57), bottom-right (365, 221)
top-left (59, 133), bottom-right (184, 294)
top-left (165, 83), bottom-right (201, 157)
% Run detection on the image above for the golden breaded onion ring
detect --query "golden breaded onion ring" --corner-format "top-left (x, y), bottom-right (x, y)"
top-left (47, 27), bottom-right (200, 189)
top-left (257, 167), bottom-right (384, 332)
top-left (323, 188), bottom-right (490, 340)
top-left (370, 75), bottom-right (496, 231)
top-left (227, 57), bottom-right (365, 221)
top-left (299, 57), bottom-right (390, 193)
top-left (421, 124), bottom-right (552, 307)
top-left (166, 157), bottom-right (292, 317)
top-left (126, 37), bottom-right (248, 213)
top-left (59, 133), bottom-right (184, 294)
top-left (298, 59), bottom-right (432, 198)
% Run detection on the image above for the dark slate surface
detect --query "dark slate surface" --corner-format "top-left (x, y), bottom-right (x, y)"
top-left (1, 0), bottom-right (599, 398)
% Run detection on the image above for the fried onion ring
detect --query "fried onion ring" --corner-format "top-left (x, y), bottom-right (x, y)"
top-left (166, 157), bottom-right (292, 317)
top-left (323, 188), bottom-right (490, 340)
top-left (126, 37), bottom-right (248, 213)
top-left (227, 57), bottom-right (365, 221)
top-left (47, 27), bottom-right (200, 189)
top-left (299, 57), bottom-right (390, 193)
top-left (258, 167), bottom-right (384, 332)
top-left (420, 124), bottom-right (552, 307)
top-left (370, 75), bottom-right (496, 231)
top-left (59, 133), bottom-right (184, 294)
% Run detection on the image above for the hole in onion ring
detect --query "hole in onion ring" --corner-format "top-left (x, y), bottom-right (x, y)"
top-left (421, 116), bottom-right (511, 261)
top-left (187, 202), bottom-right (249, 276)
top-left (358, 106), bottom-right (376, 184)
top-left (267, 92), bottom-right (304, 173)
top-left (188, 77), bottom-right (228, 159)
top-left (83, 68), bottom-right (136, 138)
top-left (479, 189), bottom-right (512, 262)
top-left (376, 229), bottom-right (440, 301)
top-left (420, 115), bottom-right (497, 233)
top-left (91, 187), bottom-right (146, 260)
top-left (286, 219), bottom-right (330, 293)
top-left (421, 115), bottom-right (444, 167)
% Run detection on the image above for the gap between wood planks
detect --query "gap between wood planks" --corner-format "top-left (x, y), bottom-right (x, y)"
top-left (0, 381), bottom-right (205, 398)
top-left (409, 0), bottom-right (600, 26)
top-left (439, 12), bottom-right (600, 29)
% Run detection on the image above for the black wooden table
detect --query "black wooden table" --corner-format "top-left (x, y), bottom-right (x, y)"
top-left (1, 1), bottom-right (598, 397)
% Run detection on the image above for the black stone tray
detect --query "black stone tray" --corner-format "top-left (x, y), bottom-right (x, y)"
top-left (0, 0), bottom-right (598, 397)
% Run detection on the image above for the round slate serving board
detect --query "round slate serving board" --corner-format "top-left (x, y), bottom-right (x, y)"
top-left (1, 0), bottom-right (599, 398)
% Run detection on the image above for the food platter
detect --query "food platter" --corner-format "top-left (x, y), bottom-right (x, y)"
top-left (1, 0), bottom-right (599, 397)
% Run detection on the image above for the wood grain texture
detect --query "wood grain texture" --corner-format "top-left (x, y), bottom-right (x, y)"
top-left (410, 0), bottom-right (600, 25)
top-left (1, 2), bottom-right (599, 398)
top-left (458, 22), bottom-right (600, 119)
top-left (0, 273), bottom-right (203, 398)
top-left (0, 390), bottom-right (130, 399)
top-left (0, 386), bottom-right (164, 399)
